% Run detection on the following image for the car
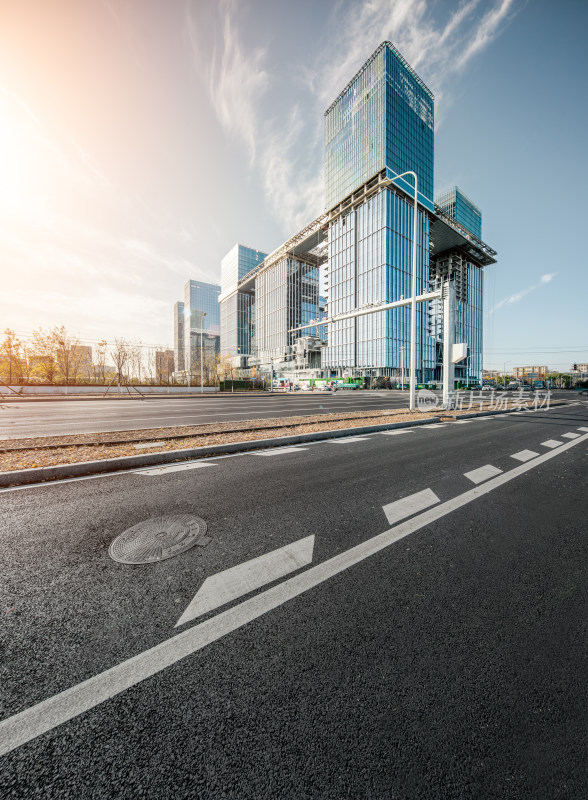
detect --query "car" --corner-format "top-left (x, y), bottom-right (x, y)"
top-left (317, 384), bottom-right (332, 392)
top-left (482, 385), bottom-right (494, 391)
top-left (578, 388), bottom-right (588, 396)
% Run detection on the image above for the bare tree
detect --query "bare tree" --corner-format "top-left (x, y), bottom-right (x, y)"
top-left (0, 329), bottom-right (23, 384)
top-left (94, 340), bottom-right (108, 384)
top-left (31, 328), bottom-right (57, 383)
top-left (111, 338), bottom-right (130, 387)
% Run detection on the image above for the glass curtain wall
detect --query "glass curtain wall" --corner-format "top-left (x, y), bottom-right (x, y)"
top-left (325, 41), bottom-right (434, 211)
top-left (173, 301), bottom-right (185, 373)
top-left (322, 188), bottom-right (435, 379)
top-left (435, 187), bottom-right (482, 239)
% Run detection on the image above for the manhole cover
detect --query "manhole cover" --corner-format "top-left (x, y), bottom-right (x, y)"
top-left (109, 514), bottom-right (209, 564)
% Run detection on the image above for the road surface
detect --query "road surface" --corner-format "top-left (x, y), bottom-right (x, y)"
top-left (0, 401), bottom-right (586, 797)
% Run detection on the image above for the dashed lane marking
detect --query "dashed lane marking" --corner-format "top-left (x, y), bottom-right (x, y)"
top-left (510, 450), bottom-right (540, 463)
top-left (561, 433), bottom-right (580, 440)
top-left (420, 424), bottom-right (447, 429)
top-left (328, 437), bottom-right (371, 443)
top-left (377, 430), bottom-right (413, 436)
top-left (540, 440), bottom-right (563, 449)
top-left (382, 488), bottom-right (439, 525)
top-left (1, 431), bottom-right (587, 757)
top-left (252, 447), bottom-right (308, 456)
top-left (135, 462), bottom-right (218, 475)
top-left (175, 536), bottom-right (315, 627)
top-left (464, 464), bottom-right (503, 484)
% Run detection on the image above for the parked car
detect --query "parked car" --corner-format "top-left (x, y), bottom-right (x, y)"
top-left (578, 388), bottom-right (588, 396)
top-left (317, 384), bottom-right (332, 392)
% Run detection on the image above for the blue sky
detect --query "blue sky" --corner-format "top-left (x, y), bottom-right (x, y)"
top-left (0, 0), bottom-right (585, 369)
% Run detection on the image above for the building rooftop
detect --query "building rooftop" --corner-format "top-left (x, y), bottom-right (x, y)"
top-left (325, 41), bottom-right (434, 117)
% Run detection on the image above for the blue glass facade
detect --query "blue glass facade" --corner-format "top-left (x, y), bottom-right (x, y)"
top-left (183, 280), bottom-right (221, 372)
top-left (323, 42), bottom-right (436, 380)
top-left (325, 41), bottom-right (434, 211)
top-left (323, 188), bottom-right (435, 379)
top-left (220, 244), bottom-right (267, 357)
top-left (435, 187), bottom-right (482, 239)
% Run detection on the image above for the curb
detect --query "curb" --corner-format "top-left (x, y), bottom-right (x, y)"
top-left (0, 417), bottom-right (440, 487)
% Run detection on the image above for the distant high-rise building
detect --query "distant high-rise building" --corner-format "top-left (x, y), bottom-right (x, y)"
top-left (155, 349), bottom-right (175, 383)
top-left (174, 301), bottom-right (185, 373)
top-left (183, 280), bottom-right (221, 373)
top-left (220, 244), bottom-right (267, 359)
top-left (435, 187), bottom-right (482, 239)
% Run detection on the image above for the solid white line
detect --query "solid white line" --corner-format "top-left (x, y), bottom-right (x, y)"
top-left (464, 464), bottom-right (503, 484)
top-left (0, 431), bottom-right (586, 757)
top-left (561, 433), bottom-right (580, 439)
top-left (382, 488), bottom-right (439, 525)
top-left (419, 424), bottom-right (447, 429)
top-left (377, 430), bottom-right (413, 436)
top-left (252, 448), bottom-right (308, 456)
top-left (452, 420), bottom-right (472, 424)
top-left (510, 450), bottom-right (539, 463)
top-left (175, 536), bottom-right (315, 627)
top-left (135, 463), bottom-right (218, 475)
top-left (540, 440), bottom-right (563, 449)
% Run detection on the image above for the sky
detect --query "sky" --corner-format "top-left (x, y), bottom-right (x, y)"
top-left (0, 0), bottom-right (586, 370)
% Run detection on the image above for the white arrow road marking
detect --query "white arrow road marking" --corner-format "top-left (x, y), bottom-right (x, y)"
top-left (382, 488), bottom-right (439, 526)
top-left (464, 465), bottom-right (503, 484)
top-left (135, 462), bottom-right (218, 475)
top-left (541, 440), bottom-right (563, 449)
top-left (175, 536), bottom-right (315, 627)
top-left (561, 433), bottom-right (580, 439)
top-left (510, 450), bottom-right (539, 463)
top-left (1, 431), bottom-right (587, 758)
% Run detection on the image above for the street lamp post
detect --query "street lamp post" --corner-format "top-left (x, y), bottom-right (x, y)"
top-left (200, 312), bottom-right (206, 394)
top-left (388, 171), bottom-right (419, 411)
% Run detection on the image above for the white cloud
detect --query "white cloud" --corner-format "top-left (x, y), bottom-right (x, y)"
top-left (489, 272), bottom-right (557, 314)
top-left (205, 0), bottom-right (269, 164)
top-left (198, 0), bottom-right (519, 236)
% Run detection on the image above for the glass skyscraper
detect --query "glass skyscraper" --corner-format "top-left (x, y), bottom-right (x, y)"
top-left (183, 280), bottom-right (221, 373)
top-left (220, 244), bottom-right (267, 358)
top-left (435, 187), bottom-right (482, 239)
top-left (323, 42), bottom-right (436, 381)
top-left (325, 41), bottom-right (434, 211)
top-left (173, 301), bottom-right (185, 373)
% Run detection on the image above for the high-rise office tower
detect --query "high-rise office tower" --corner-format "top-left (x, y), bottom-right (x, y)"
top-left (322, 41), bottom-right (436, 380)
top-left (183, 280), bottom-right (221, 374)
top-left (435, 187), bottom-right (482, 239)
top-left (219, 244), bottom-right (267, 359)
top-left (173, 301), bottom-right (185, 373)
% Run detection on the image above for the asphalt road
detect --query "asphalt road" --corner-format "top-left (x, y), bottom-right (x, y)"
top-left (0, 390), bottom-right (580, 441)
top-left (0, 390), bottom-right (416, 440)
top-left (1, 402), bottom-right (586, 798)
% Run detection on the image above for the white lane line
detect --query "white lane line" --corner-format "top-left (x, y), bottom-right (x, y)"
top-left (420, 424), bottom-right (447, 429)
top-left (452, 420), bottom-right (472, 424)
top-left (561, 433), bottom-right (580, 439)
top-left (540, 439), bottom-right (563, 449)
top-left (135, 462), bottom-right (218, 475)
top-left (510, 450), bottom-right (540, 463)
top-left (175, 536), bottom-right (315, 627)
top-left (252, 447), bottom-right (308, 456)
top-left (328, 437), bottom-right (371, 443)
top-left (464, 464), bottom-right (503, 484)
top-left (377, 430), bottom-right (413, 436)
top-left (577, 427), bottom-right (588, 432)
top-left (0, 430), bottom-right (587, 757)
top-left (382, 488), bottom-right (439, 525)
